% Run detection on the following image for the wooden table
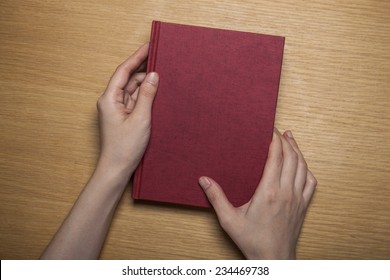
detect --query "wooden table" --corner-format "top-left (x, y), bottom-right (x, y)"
top-left (1, 0), bottom-right (389, 259)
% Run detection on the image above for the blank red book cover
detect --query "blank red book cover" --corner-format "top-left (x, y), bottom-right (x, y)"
top-left (133, 21), bottom-right (285, 207)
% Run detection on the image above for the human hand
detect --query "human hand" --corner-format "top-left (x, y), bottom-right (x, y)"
top-left (97, 43), bottom-right (159, 175)
top-left (199, 129), bottom-right (317, 259)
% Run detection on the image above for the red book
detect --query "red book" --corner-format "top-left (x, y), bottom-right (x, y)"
top-left (133, 21), bottom-right (285, 207)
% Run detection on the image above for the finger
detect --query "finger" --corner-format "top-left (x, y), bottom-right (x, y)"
top-left (266, 128), bottom-right (284, 179)
top-left (119, 75), bottom-right (145, 114)
top-left (106, 43), bottom-right (149, 94)
top-left (253, 128), bottom-right (283, 194)
top-left (302, 170), bottom-right (317, 208)
top-left (279, 129), bottom-right (299, 190)
top-left (283, 130), bottom-right (308, 192)
top-left (133, 72), bottom-right (159, 118)
top-left (131, 87), bottom-right (140, 103)
top-left (124, 72), bottom-right (146, 96)
top-left (248, 129), bottom-right (283, 209)
top-left (123, 73), bottom-right (146, 112)
top-left (123, 91), bottom-right (136, 113)
top-left (199, 176), bottom-right (236, 228)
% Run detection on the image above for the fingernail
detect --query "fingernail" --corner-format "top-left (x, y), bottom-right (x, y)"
top-left (285, 130), bottom-right (293, 138)
top-left (146, 72), bottom-right (159, 85)
top-left (199, 177), bottom-right (211, 190)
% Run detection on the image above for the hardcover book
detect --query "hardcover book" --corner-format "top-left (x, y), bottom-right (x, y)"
top-left (133, 21), bottom-right (285, 207)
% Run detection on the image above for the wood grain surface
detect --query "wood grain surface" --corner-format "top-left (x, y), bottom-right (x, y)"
top-left (0, 0), bottom-right (389, 259)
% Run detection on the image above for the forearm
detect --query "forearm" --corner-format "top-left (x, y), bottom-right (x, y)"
top-left (41, 44), bottom-right (158, 259)
top-left (41, 160), bottom-right (133, 259)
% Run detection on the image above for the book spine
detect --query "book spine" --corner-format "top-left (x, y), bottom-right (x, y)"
top-left (132, 21), bottom-right (161, 199)
top-left (146, 20), bottom-right (161, 72)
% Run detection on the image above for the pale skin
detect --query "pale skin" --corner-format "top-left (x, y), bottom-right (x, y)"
top-left (41, 43), bottom-right (317, 260)
top-left (199, 129), bottom-right (317, 259)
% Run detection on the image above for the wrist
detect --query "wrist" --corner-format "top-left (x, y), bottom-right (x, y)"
top-left (245, 247), bottom-right (296, 260)
top-left (94, 156), bottom-right (135, 192)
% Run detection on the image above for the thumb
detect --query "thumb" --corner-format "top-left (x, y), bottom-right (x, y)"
top-left (199, 176), bottom-right (236, 226)
top-left (133, 72), bottom-right (159, 117)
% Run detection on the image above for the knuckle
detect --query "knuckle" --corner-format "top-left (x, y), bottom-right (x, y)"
top-left (288, 149), bottom-right (299, 162)
top-left (115, 62), bottom-right (125, 73)
top-left (282, 189), bottom-right (294, 204)
top-left (134, 72), bottom-right (146, 84)
top-left (96, 96), bottom-right (104, 111)
top-left (96, 94), bottom-right (112, 115)
top-left (309, 176), bottom-right (318, 187)
top-left (218, 214), bottom-right (233, 230)
top-left (264, 188), bottom-right (278, 204)
top-left (301, 159), bottom-right (308, 171)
